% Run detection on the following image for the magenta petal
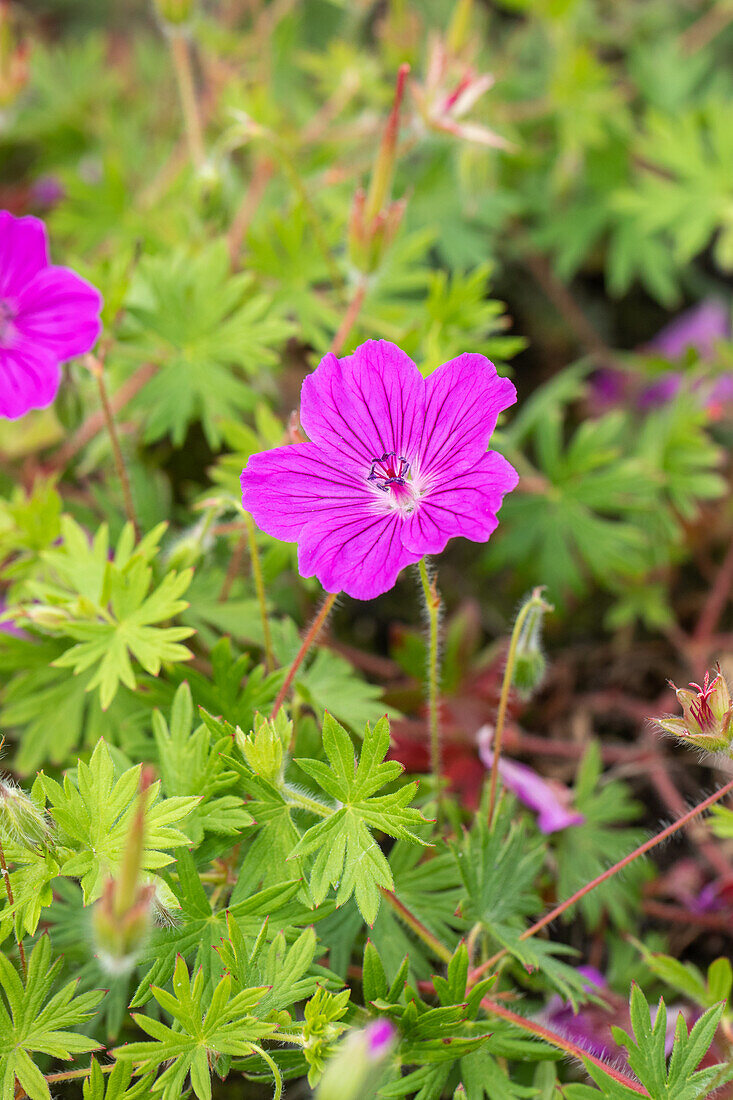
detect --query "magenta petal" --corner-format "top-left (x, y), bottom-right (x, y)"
top-left (15, 265), bottom-right (102, 360)
top-left (300, 340), bottom-right (425, 472)
top-left (0, 342), bottom-right (61, 418)
top-left (298, 506), bottom-right (421, 600)
top-left (241, 442), bottom-right (368, 543)
top-left (402, 450), bottom-right (518, 555)
top-left (0, 213), bottom-right (49, 297)
top-left (414, 353), bottom-right (516, 479)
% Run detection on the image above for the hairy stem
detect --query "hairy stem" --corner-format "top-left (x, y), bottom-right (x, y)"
top-left (244, 512), bottom-right (275, 672)
top-left (380, 888), bottom-right (453, 964)
top-left (487, 588), bottom-right (547, 827)
top-left (470, 774), bottom-right (733, 986)
top-left (168, 30), bottom-right (205, 170)
top-left (418, 558), bottom-right (442, 803)
top-left (0, 838), bottom-right (26, 980)
top-left (282, 784), bottom-right (332, 818)
top-left (480, 996), bottom-right (649, 1096)
top-left (87, 356), bottom-right (139, 538)
top-left (272, 591), bottom-right (338, 722)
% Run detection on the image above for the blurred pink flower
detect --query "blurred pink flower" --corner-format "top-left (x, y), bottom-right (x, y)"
top-left (0, 211), bottom-right (102, 419)
top-left (477, 725), bottom-right (584, 834)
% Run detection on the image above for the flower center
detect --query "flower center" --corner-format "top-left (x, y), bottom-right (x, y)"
top-left (0, 299), bottom-right (16, 346)
top-left (368, 452), bottom-right (416, 513)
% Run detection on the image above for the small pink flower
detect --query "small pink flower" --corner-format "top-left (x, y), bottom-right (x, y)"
top-left (241, 340), bottom-right (518, 600)
top-left (411, 35), bottom-right (511, 150)
top-left (0, 211), bottom-right (102, 419)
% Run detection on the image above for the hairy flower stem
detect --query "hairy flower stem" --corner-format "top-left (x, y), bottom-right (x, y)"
top-left (487, 588), bottom-right (548, 829)
top-left (329, 277), bottom-right (368, 357)
top-left (418, 558), bottom-right (443, 804)
top-left (0, 838), bottom-right (26, 979)
top-left (87, 357), bottom-right (139, 539)
top-left (480, 997), bottom-right (649, 1096)
top-left (244, 511), bottom-right (275, 672)
top-left (470, 773), bottom-right (733, 988)
top-left (272, 591), bottom-right (338, 722)
top-left (380, 888), bottom-right (453, 964)
top-left (168, 29), bottom-right (205, 170)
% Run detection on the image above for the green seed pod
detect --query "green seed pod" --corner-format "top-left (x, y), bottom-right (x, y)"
top-left (152, 0), bottom-right (196, 30)
top-left (512, 589), bottom-right (552, 699)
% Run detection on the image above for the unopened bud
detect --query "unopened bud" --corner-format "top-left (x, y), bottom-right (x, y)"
top-left (657, 666), bottom-right (733, 753)
top-left (316, 1020), bottom-right (395, 1100)
top-left (512, 588), bottom-right (552, 699)
top-left (236, 711), bottom-right (291, 782)
top-left (92, 878), bottom-right (155, 976)
top-left (0, 2), bottom-right (29, 109)
top-left (23, 604), bottom-right (70, 629)
top-left (153, 0), bottom-right (196, 29)
top-left (0, 778), bottom-right (52, 851)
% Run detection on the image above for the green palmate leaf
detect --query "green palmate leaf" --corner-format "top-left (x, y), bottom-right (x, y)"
top-left (587, 985), bottom-right (733, 1099)
top-left (153, 682), bottom-right (254, 846)
top-left (124, 241), bottom-right (292, 447)
top-left (82, 1059), bottom-right (155, 1100)
top-left (22, 517), bottom-right (193, 709)
top-left (38, 738), bottom-right (196, 903)
top-left (114, 956), bottom-right (280, 1100)
top-left (295, 649), bottom-right (400, 734)
top-left (130, 846), bottom-right (312, 1007)
top-left (289, 715), bottom-right (430, 924)
top-left (0, 936), bottom-right (104, 1100)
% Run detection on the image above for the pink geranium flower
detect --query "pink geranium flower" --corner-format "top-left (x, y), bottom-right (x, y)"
top-left (241, 340), bottom-right (518, 600)
top-left (0, 211), bottom-right (102, 419)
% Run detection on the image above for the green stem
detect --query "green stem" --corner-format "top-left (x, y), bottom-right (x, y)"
top-left (417, 558), bottom-right (442, 800)
top-left (380, 888), bottom-right (453, 964)
top-left (168, 29), bottom-right (205, 170)
top-left (487, 588), bottom-right (547, 828)
top-left (282, 784), bottom-right (332, 818)
top-left (272, 591), bottom-right (338, 722)
top-left (0, 837), bottom-right (26, 980)
top-left (244, 511), bottom-right (275, 672)
top-left (89, 357), bottom-right (139, 539)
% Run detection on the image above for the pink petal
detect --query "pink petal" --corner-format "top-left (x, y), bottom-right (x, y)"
top-left (298, 506), bottom-right (421, 600)
top-left (414, 353), bottom-right (516, 480)
top-left (402, 450), bottom-right (518, 555)
top-left (241, 442), bottom-right (369, 543)
top-left (0, 213), bottom-right (49, 297)
top-left (0, 342), bottom-right (60, 419)
top-left (15, 265), bottom-right (102, 360)
top-left (300, 340), bottom-right (425, 474)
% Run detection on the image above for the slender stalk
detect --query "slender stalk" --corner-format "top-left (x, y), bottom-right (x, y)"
top-left (380, 888), bottom-right (453, 964)
top-left (244, 511), bottom-right (275, 672)
top-left (272, 591), bottom-right (338, 721)
top-left (469, 774), bottom-right (733, 987)
top-left (329, 277), bottom-right (368, 357)
top-left (480, 997), bottom-right (649, 1096)
top-left (694, 534), bottom-right (733, 642)
top-left (0, 838), bottom-right (26, 979)
top-left (282, 785), bottom-right (332, 818)
top-left (45, 1065), bottom-right (113, 1085)
top-left (417, 558), bottom-right (442, 800)
top-left (168, 30), bottom-right (205, 170)
top-left (87, 356), bottom-right (139, 538)
top-left (487, 588), bottom-right (547, 827)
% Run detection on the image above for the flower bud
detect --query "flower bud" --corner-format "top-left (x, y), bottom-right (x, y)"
top-left (657, 666), bottom-right (733, 753)
top-left (92, 768), bottom-right (154, 974)
top-left (152, 0), bottom-right (196, 30)
top-left (0, 3), bottom-right (29, 109)
top-left (236, 711), bottom-right (291, 782)
top-left (316, 1019), bottom-right (395, 1100)
top-left (512, 588), bottom-right (552, 699)
top-left (0, 778), bottom-right (52, 851)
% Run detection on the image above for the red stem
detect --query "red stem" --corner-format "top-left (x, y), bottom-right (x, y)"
top-left (272, 592), bottom-right (338, 722)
